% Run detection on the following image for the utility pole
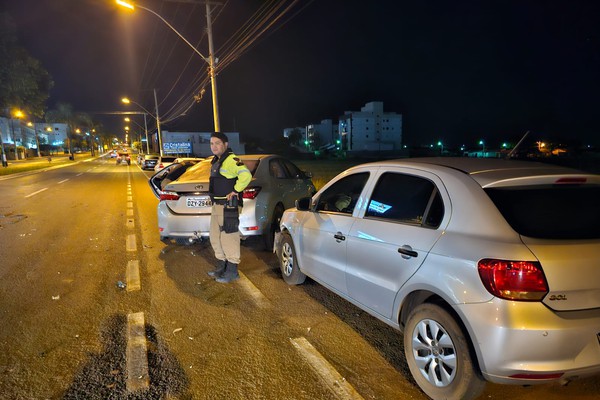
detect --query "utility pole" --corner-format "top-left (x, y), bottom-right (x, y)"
top-left (161, 0), bottom-right (222, 132)
top-left (205, 1), bottom-right (220, 132)
top-left (153, 88), bottom-right (163, 156)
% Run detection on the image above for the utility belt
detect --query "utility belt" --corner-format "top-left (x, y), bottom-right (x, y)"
top-left (213, 195), bottom-right (241, 233)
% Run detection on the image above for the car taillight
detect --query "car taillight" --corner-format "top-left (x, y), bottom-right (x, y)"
top-left (478, 259), bottom-right (548, 301)
top-left (243, 186), bottom-right (261, 199)
top-left (159, 192), bottom-right (180, 201)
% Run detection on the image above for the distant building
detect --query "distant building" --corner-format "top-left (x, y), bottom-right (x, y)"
top-left (282, 101), bottom-right (403, 155)
top-left (338, 101), bottom-right (402, 153)
top-left (0, 117), bottom-right (67, 158)
top-left (306, 119), bottom-right (338, 151)
top-left (161, 131), bottom-right (245, 156)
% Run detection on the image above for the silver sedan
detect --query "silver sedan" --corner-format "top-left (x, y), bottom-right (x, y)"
top-left (276, 157), bottom-right (600, 400)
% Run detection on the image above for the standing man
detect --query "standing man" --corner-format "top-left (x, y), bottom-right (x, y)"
top-left (207, 132), bottom-right (252, 283)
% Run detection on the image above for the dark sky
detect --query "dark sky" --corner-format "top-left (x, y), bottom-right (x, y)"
top-left (3, 0), bottom-right (600, 148)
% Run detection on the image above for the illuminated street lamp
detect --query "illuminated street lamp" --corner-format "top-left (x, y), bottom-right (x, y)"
top-left (479, 140), bottom-right (485, 156)
top-left (116, 0), bottom-right (221, 132)
top-left (11, 109), bottom-right (24, 160)
top-left (122, 97), bottom-right (154, 155)
top-left (437, 141), bottom-right (444, 155)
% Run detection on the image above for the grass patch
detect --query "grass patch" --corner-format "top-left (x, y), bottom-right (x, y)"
top-left (293, 159), bottom-right (363, 191)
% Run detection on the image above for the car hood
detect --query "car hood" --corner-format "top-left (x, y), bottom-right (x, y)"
top-left (522, 237), bottom-right (600, 311)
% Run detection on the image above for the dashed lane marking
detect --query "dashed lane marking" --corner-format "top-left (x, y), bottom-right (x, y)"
top-left (126, 234), bottom-right (137, 252)
top-left (58, 179), bottom-right (69, 184)
top-left (237, 271), bottom-right (272, 309)
top-left (127, 209), bottom-right (134, 217)
top-left (24, 188), bottom-right (48, 198)
top-left (126, 218), bottom-right (135, 229)
top-left (126, 260), bottom-right (141, 292)
top-left (290, 337), bottom-right (365, 400)
top-left (126, 312), bottom-right (149, 392)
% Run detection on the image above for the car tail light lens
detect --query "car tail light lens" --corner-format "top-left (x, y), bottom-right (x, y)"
top-left (478, 259), bottom-right (548, 301)
top-left (243, 186), bottom-right (261, 199)
top-left (159, 192), bottom-right (180, 201)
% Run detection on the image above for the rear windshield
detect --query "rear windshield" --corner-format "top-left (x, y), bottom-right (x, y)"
top-left (485, 184), bottom-right (600, 239)
top-left (178, 157), bottom-right (259, 182)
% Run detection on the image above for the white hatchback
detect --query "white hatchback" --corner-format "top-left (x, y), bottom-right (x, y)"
top-left (149, 154), bottom-right (315, 248)
top-left (276, 157), bottom-right (600, 400)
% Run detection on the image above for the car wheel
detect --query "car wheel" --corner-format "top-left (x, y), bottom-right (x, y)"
top-left (278, 232), bottom-right (306, 285)
top-left (263, 205), bottom-right (284, 251)
top-left (404, 303), bottom-right (485, 400)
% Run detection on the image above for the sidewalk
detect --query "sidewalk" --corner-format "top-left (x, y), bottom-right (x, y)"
top-left (0, 152), bottom-right (100, 177)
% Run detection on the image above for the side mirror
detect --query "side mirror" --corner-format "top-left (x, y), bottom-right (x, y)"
top-left (295, 197), bottom-right (312, 211)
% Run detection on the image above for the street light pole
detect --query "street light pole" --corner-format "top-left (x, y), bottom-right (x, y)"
top-left (116, 0), bottom-right (222, 132)
top-left (153, 89), bottom-right (163, 156)
top-left (205, 1), bottom-right (220, 132)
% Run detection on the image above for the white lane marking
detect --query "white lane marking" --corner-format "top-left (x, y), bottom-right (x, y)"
top-left (127, 196), bottom-right (133, 201)
top-left (126, 260), bottom-right (141, 292)
top-left (127, 202), bottom-right (134, 208)
top-left (126, 312), bottom-right (149, 392)
top-left (126, 218), bottom-right (135, 229)
top-left (290, 337), bottom-right (365, 400)
top-left (126, 234), bottom-right (137, 252)
top-left (127, 209), bottom-right (134, 216)
top-left (58, 179), bottom-right (69, 184)
top-left (76, 173), bottom-right (83, 176)
top-left (237, 272), bottom-right (272, 309)
top-left (25, 188), bottom-right (48, 198)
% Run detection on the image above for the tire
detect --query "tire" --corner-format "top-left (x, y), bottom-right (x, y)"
top-left (278, 232), bottom-right (306, 285)
top-left (404, 303), bottom-right (485, 400)
top-left (262, 205), bottom-right (284, 251)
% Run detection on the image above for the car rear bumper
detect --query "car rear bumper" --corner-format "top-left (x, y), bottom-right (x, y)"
top-left (457, 299), bottom-right (600, 384)
top-left (157, 203), bottom-right (264, 238)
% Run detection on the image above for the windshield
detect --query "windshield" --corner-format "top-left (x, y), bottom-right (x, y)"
top-left (176, 157), bottom-right (259, 183)
top-left (485, 184), bottom-right (600, 239)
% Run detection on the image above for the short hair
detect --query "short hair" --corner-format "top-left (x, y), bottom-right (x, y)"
top-left (210, 132), bottom-right (229, 144)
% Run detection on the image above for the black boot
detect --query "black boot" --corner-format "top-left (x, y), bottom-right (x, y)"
top-left (215, 263), bottom-right (239, 283)
top-left (207, 260), bottom-right (227, 278)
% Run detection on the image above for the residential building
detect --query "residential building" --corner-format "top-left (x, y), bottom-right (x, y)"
top-left (338, 101), bottom-right (402, 153)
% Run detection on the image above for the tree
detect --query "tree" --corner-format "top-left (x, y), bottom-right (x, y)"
top-left (46, 103), bottom-right (78, 154)
top-left (0, 13), bottom-right (54, 119)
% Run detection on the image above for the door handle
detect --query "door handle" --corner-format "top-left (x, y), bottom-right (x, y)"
top-left (398, 246), bottom-right (418, 258)
top-left (334, 232), bottom-right (346, 241)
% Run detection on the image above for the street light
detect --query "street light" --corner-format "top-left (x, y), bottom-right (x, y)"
top-left (116, 0), bottom-right (221, 132)
top-left (479, 140), bottom-right (485, 157)
top-left (437, 140), bottom-right (444, 156)
top-left (122, 97), bottom-right (156, 155)
top-left (11, 109), bottom-right (24, 160)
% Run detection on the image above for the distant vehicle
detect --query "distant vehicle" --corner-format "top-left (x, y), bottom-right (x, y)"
top-left (153, 156), bottom-right (178, 172)
top-left (148, 154), bottom-right (315, 248)
top-left (116, 152), bottom-right (131, 165)
top-left (140, 154), bottom-right (159, 170)
top-left (109, 150), bottom-right (118, 158)
top-left (276, 157), bottom-right (600, 400)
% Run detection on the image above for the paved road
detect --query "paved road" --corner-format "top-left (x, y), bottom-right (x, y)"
top-left (0, 157), bottom-right (598, 399)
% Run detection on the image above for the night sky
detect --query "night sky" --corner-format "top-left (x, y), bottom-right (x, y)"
top-left (3, 0), bottom-right (600, 149)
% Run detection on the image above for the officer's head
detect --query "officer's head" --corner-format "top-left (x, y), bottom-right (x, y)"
top-left (210, 132), bottom-right (229, 157)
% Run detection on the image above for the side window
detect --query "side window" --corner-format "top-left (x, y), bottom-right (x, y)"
top-left (316, 172), bottom-right (370, 214)
top-left (269, 159), bottom-right (288, 179)
top-left (366, 173), bottom-right (444, 228)
top-left (281, 159), bottom-right (304, 179)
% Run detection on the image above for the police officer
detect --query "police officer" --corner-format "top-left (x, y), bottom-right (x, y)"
top-left (207, 132), bottom-right (252, 283)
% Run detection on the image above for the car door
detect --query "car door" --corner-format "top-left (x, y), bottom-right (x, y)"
top-left (268, 158), bottom-right (313, 208)
top-left (299, 172), bottom-right (370, 293)
top-left (346, 168), bottom-right (448, 319)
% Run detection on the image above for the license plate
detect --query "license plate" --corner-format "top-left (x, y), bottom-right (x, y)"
top-left (186, 197), bottom-right (212, 208)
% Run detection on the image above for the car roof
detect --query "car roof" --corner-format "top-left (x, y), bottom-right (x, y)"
top-left (352, 157), bottom-right (599, 188)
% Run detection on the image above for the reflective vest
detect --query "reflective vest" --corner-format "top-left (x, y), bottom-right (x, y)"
top-left (209, 149), bottom-right (252, 201)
